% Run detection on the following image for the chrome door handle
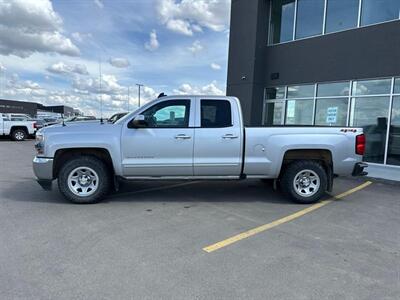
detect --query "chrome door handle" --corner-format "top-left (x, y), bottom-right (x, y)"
top-left (174, 134), bottom-right (191, 139)
top-left (222, 134), bottom-right (239, 139)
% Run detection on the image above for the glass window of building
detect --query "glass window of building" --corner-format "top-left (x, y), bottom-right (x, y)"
top-left (269, 0), bottom-right (296, 44)
top-left (295, 0), bottom-right (325, 39)
top-left (264, 102), bottom-right (284, 125)
top-left (317, 81), bottom-right (350, 97)
top-left (387, 96), bottom-right (400, 165)
top-left (266, 86), bottom-right (285, 99)
top-left (352, 78), bottom-right (392, 96)
top-left (325, 0), bottom-right (359, 33)
top-left (315, 98), bottom-right (348, 126)
top-left (285, 99), bottom-right (314, 125)
top-left (350, 96), bottom-right (390, 163)
top-left (361, 0), bottom-right (400, 26)
top-left (394, 78), bottom-right (400, 94)
top-left (287, 84), bottom-right (314, 98)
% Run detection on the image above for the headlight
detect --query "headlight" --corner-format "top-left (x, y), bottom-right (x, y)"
top-left (35, 133), bottom-right (45, 155)
top-left (35, 133), bottom-right (44, 143)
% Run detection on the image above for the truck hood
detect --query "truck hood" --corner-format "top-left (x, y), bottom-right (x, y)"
top-left (39, 121), bottom-right (121, 135)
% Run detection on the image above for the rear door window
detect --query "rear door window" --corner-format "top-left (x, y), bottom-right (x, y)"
top-left (200, 100), bottom-right (232, 128)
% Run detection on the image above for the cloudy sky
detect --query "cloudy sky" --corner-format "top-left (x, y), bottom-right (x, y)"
top-left (0, 0), bottom-right (231, 117)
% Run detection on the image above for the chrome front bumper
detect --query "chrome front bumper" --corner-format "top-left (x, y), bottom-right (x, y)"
top-left (33, 157), bottom-right (54, 180)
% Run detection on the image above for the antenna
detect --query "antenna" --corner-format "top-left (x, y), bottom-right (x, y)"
top-left (99, 58), bottom-right (103, 124)
top-left (136, 83), bottom-right (144, 107)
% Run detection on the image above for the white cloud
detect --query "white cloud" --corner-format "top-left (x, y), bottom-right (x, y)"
top-left (109, 57), bottom-right (131, 68)
top-left (192, 24), bottom-right (203, 33)
top-left (166, 19), bottom-right (193, 36)
top-left (144, 30), bottom-right (160, 51)
top-left (173, 80), bottom-right (224, 95)
top-left (0, 0), bottom-right (80, 58)
top-left (157, 0), bottom-right (230, 35)
top-left (72, 74), bottom-right (124, 95)
top-left (47, 61), bottom-right (89, 75)
top-left (71, 32), bottom-right (92, 43)
top-left (187, 40), bottom-right (203, 55)
top-left (94, 0), bottom-right (104, 9)
top-left (210, 62), bottom-right (221, 70)
top-left (0, 62), bottom-right (5, 72)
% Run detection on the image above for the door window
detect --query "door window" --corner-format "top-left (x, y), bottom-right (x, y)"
top-left (142, 100), bottom-right (190, 128)
top-left (201, 100), bottom-right (232, 128)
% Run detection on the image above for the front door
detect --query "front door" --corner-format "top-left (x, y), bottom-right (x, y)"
top-left (121, 99), bottom-right (194, 177)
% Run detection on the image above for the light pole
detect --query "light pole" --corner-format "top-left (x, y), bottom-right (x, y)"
top-left (136, 83), bottom-right (144, 107)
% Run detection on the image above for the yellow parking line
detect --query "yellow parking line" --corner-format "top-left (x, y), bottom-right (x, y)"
top-left (203, 181), bottom-right (372, 253)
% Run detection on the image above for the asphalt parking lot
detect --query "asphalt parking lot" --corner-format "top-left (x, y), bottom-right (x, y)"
top-left (0, 140), bottom-right (399, 299)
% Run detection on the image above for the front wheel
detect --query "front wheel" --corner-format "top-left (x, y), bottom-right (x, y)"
top-left (58, 156), bottom-right (111, 204)
top-left (280, 160), bottom-right (327, 204)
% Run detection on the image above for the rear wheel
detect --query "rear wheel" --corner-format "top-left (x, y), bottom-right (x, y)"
top-left (280, 160), bottom-right (327, 204)
top-left (58, 156), bottom-right (110, 204)
top-left (11, 129), bottom-right (27, 141)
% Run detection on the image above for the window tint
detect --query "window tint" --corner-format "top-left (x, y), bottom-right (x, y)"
top-left (201, 100), bottom-right (232, 128)
top-left (315, 98), bottom-right (348, 126)
top-left (387, 96), bottom-right (400, 165)
top-left (325, 0), bottom-right (359, 33)
top-left (142, 100), bottom-right (190, 128)
top-left (270, 0), bottom-right (296, 44)
top-left (287, 84), bottom-right (314, 98)
top-left (394, 78), bottom-right (400, 94)
top-left (361, 0), bottom-right (400, 26)
top-left (295, 0), bottom-right (325, 39)
top-left (264, 102), bottom-right (284, 125)
top-left (285, 99), bottom-right (314, 125)
top-left (352, 79), bottom-right (392, 96)
top-left (266, 87), bottom-right (285, 99)
top-left (317, 81), bottom-right (350, 97)
top-left (350, 96), bottom-right (390, 163)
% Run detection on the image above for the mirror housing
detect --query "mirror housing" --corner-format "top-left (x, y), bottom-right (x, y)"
top-left (128, 114), bottom-right (147, 128)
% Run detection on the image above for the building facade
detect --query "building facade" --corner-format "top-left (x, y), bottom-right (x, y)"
top-left (0, 99), bottom-right (38, 117)
top-left (227, 0), bottom-right (400, 170)
top-left (0, 99), bottom-right (75, 118)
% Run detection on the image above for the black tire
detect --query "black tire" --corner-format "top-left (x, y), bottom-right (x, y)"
top-left (58, 156), bottom-right (111, 204)
top-left (11, 129), bottom-right (27, 141)
top-left (280, 160), bottom-right (327, 204)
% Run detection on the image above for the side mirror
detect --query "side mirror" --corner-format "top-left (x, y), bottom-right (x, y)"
top-left (128, 114), bottom-right (147, 128)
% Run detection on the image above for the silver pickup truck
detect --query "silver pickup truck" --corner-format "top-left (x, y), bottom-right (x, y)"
top-left (33, 95), bottom-right (367, 204)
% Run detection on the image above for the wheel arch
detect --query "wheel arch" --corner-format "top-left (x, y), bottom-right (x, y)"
top-left (53, 148), bottom-right (115, 179)
top-left (279, 149), bottom-right (333, 192)
top-left (10, 126), bottom-right (28, 133)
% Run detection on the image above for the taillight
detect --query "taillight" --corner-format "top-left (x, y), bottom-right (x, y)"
top-left (356, 134), bottom-right (366, 155)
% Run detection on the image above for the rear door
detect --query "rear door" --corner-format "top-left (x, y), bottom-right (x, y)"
top-left (193, 98), bottom-right (243, 176)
